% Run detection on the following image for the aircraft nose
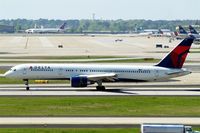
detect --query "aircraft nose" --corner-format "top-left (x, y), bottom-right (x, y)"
top-left (4, 71), bottom-right (12, 78)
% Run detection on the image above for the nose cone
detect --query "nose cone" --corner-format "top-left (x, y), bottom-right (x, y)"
top-left (0, 73), bottom-right (5, 77)
top-left (4, 71), bottom-right (13, 78)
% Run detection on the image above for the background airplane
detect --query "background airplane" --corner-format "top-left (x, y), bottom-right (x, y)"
top-left (174, 25), bottom-right (189, 39)
top-left (189, 25), bottom-right (200, 38)
top-left (3, 36), bottom-right (194, 91)
top-left (25, 22), bottom-right (66, 33)
top-left (158, 29), bottom-right (174, 37)
top-left (189, 25), bottom-right (199, 34)
top-left (138, 29), bottom-right (172, 37)
top-left (139, 29), bottom-right (164, 36)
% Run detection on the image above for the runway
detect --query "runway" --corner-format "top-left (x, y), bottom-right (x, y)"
top-left (0, 85), bottom-right (200, 96)
top-left (0, 117), bottom-right (200, 127)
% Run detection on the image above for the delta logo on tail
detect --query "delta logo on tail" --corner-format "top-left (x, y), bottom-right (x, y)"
top-left (60, 23), bottom-right (66, 30)
top-left (156, 36), bottom-right (195, 68)
top-left (189, 25), bottom-right (199, 34)
top-left (178, 25), bottom-right (188, 34)
top-left (158, 29), bottom-right (164, 34)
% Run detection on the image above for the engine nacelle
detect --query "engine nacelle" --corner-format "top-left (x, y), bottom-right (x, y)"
top-left (71, 76), bottom-right (88, 87)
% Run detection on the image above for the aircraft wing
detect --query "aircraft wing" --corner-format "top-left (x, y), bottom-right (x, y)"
top-left (80, 73), bottom-right (118, 82)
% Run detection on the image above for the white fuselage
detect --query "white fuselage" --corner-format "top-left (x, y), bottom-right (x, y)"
top-left (4, 64), bottom-right (191, 82)
top-left (25, 28), bottom-right (64, 33)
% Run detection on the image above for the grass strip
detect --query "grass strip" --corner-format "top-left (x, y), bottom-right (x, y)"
top-left (0, 96), bottom-right (199, 117)
top-left (0, 128), bottom-right (138, 133)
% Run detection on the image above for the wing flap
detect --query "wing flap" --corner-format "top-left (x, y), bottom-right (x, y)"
top-left (80, 73), bottom-right (117, 82)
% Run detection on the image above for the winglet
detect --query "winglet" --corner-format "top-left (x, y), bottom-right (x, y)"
top-left (156, 36), bottom-right (195, 69)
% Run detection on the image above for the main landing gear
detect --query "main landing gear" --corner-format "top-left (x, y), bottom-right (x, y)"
top-left (96, 80), bottom-right (106, 91)
top-left (24, 79), bottom-right (29, 91)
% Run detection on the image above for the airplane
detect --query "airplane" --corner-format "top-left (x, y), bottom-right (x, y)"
top-left (25, 23), bottom-right (66, 34)
top-left (174, 25), bottom-right (189, 39)
top-left (138, 29), bottom-right (172, 37)
top-left (138, 29), bottom-right (162, 36)
top-left (189, 25), bottom-right (200, 38)
top-left (159, 29), bottom-right (174, 37)
top-left (3, 36), bottom-right (194, 91)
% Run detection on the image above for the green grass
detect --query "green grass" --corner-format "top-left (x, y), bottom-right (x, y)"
top-left (0, 77), bottom-right (24, 84)
top-left (0, 96), bottom-right (199, 117)
top-left (0, 69), bottom-right (6, 74)
top-left (0, 128), bottom-right (138, 133)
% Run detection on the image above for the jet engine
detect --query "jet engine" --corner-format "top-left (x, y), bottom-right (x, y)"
top-left (71, 76), bottom-right (92, 87)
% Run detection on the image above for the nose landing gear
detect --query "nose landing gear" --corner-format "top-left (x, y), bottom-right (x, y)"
top-left (23, 79), bottom-right (29, 91)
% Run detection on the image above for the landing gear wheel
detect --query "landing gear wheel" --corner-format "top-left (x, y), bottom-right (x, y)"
top-left (96, 86), bottom-right (106, 91)
top-left (26, 87), bottom-right (30, 91)
top-left (24, 79), bottom-right (30, 91)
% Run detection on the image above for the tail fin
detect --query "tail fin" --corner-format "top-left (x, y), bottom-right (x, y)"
top-left (158, 29), bottom-right (163, 34)
top-left (178, 25), bottom-right (188, 34)
top-left (59, 22), bottom-right (66, 29)
top-left (189, 25), bottom-right (199, 34)
top-left (156, 36), bottom-right (194, 69)
top-left (174, 31), bottom-right (179, 36)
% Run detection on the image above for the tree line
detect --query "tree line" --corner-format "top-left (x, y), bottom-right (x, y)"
top-left (0, 19), bottom-right (199, 33)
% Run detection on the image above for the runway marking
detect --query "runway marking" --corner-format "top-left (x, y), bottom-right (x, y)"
top-left (39, 37), bottom-right (54, 48)
top-left (25, 37), bottom-right (29, 49)
top-left (9, 37), bottom-right (23, 44)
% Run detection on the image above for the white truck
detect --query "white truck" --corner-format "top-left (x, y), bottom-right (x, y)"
top-left (141, 124), bottom-right (200, 133)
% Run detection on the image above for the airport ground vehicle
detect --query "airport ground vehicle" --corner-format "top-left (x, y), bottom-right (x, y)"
top-left (141, 124), bottom-right (200, 133)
